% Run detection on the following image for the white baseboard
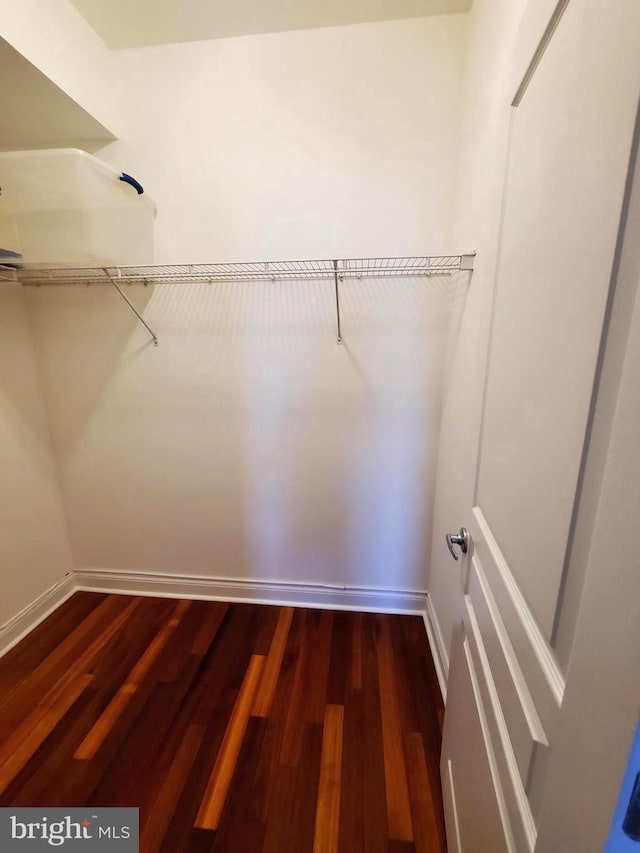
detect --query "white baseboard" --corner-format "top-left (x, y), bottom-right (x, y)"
top-left (0, 568), bottom-right (451, 719)
top-left (0, 573), bottom-right (76, 659)
top-left (0, 571), bottom-right (445, 694)
top-left (424, 592), bottom-right (449, 703)
top-left (74, 569), bottom-right (428, 615)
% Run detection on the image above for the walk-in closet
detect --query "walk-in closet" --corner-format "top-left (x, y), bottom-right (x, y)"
top-left (1, 2), bottom-right (639, 851)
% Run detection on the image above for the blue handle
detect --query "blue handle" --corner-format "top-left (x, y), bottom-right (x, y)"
top-left (119, 172), bottom-right (144, 195)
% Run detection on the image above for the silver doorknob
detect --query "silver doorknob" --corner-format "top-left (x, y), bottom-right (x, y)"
top-left (446, 527), bottom-right (469, 561)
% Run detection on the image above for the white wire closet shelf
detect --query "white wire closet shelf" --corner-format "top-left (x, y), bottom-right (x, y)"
top-left (17, 253), bottom-right (476, 347)
top-left (18, 254), bottom-right (474, 285)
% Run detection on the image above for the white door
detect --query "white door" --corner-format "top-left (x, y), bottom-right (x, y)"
top-left (438, 1), bottom-right (640, 851)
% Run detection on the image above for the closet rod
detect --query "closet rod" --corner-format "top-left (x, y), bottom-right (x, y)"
top-left (17, 254), bottom-right (475, 346)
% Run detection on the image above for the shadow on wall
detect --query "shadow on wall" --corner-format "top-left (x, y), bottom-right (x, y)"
top-left (26, 282), bottom-right (156, 466)
top-left (0, 285), bottom-right (74, 624)
top-left (0, 286), bottom-right (59, 468)
top-left (26, 273), bottom-right (469, 590)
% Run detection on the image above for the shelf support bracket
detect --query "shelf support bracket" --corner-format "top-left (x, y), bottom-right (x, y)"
top-left (104, 268), bottom-right (158, 346)
top-left (333, 259), bottom-right (342, 345)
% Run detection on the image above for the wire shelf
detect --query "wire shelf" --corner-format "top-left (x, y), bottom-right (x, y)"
top-left (16, 254), bottom-right (474, 347)
top-left (18, 255), bottom-right (474, 286)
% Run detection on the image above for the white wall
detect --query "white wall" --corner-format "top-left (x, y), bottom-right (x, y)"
top-left (97, 16), bottom-right (467, 262)
top-left (28, 272), bottom-right (468, 591)
top-left (23, 16), bottom-right (470, 594)
top-left (0, 285), bottom-right (74, 628)
top-left (427, 0), bottom-right (528, 669)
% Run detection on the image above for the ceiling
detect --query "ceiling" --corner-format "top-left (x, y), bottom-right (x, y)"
top-left (0, 39), bottom-right (114, 152)
top-left (70, 0), bottom-right (473, 49)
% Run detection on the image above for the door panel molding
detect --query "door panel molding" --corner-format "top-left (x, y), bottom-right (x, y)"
top-left (511, 0), bottom-right (570, 106)
top-left (471, 508), bottom-right (564, 719)
top-left (509, 0), bottom-right (570, 105)
top-left (442, 628), bottom-right (514, 853)
top-left (464, 597), bottom-right (536, 852)
top-left (467, 555), bottom-right (547, 784)
top-left (444, 760), bottom-right (463, 853)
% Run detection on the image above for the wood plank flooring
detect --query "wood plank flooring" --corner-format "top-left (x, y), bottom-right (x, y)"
top-left (0, 593), bottom-right (446, 852)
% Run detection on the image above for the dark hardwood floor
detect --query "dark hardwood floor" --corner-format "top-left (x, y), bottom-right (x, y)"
top-left (0, 592), bottom-right (446, 852)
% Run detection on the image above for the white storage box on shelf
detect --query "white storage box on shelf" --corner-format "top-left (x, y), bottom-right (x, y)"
top-left (0, 148), bottom-right (156, 267)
